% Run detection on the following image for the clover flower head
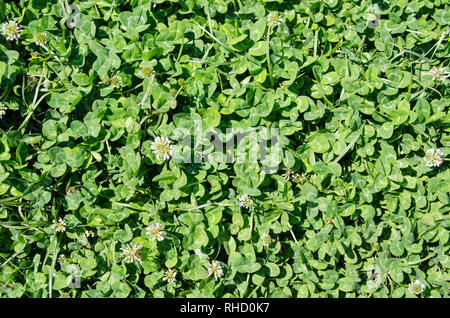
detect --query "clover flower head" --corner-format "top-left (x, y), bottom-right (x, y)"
top-left (59, 291), bottom-right (71, 298)
top-left (26, 75), bottom-right (39, 91)
top-left (163, 268), bottom-right (177, 284)
top-left (207, 260), bottom-right (223, 280)
top-left (267, 13), bottom-right (282, 27)
top-left (424, 148), bottom-right (444, 167)
top-left (52, 218), bottom-right (66, 232)
top-left (239, 194), bottom-right (253, 209)
top-left (292, 172), bottom-right (307, 184)
top-left (0, 103), bottom-right (6, 119)
top-left (85, 230), bottom-right (95, 238)
top-left (281, 168), bottom-right (293, 180)
top-left (139, 65), bottom-right (155, 78)
top-left (34, 32), bottom-right (47, 47)
top-left (151, 136), bottom-right (172, 160)
top-left (408, 280), bottom-right (425, 295)
top-left (260, 233), bottom-right (271, 246)
top-left (110, 75), bottom-right (123, 88)
top-left (120, 243), bottom-right (143, 264)
top-left (1, 21), bottom-right (22, 41)
top-left (146, 222), bottom-right (166, 241)
top-left (427, 66), bottom-right (450, 81)
top-left (58, 254), bottom-right (66, 265)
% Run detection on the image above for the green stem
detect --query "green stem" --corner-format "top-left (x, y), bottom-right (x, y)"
top-left (266, 25), bottom-right (274, 88)
top-left (249, 206), bottom-right (254, 233)
top-left (212, 280), bottom-right (224, 294)
top-left (43, 45), bottom-right (71, 89)
top-left (139, 74), bottom-right (155, 107)
top-left (406, 250), bottom-right (441, 265)
top-left (122, 82), bottom-right (143, 94)
top-left (176, 24), bottom-right (185, 62)
top-left (48, 234), bottom-right (59, 298)
top-left (247, 284), bottom-right (261, 298)
top-left (334, 127), bottom-right (362, 163)
top-left (193, 21), bottom-right (236, 55)
top-left (386, 273), bottom-right (394, 297)
top-left (18, 75), bottom-right (46, 132)
top-left (288, 224), bottom-right (298, 244)
top-left (313, 29), bottom-right (318, 57)
top-left (179, 202), bottom-right (232, 211)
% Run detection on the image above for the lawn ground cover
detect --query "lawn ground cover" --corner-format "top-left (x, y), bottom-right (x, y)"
top-left (0, 0), bottom-right (449, 298)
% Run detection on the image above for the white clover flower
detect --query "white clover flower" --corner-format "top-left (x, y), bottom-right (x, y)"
top-left (52, 218), bottom-right (66, 232)
top-left (34, 32), bottom-right (47, 47)
top-left (120, 243), bottom-right (143, 264)
top-left (151, 136), bottom-right (172, 160)
top-left (85, 230), bottom-right (95, 238)
top-left (424, 148), bottom-right (444, 167)
top-left (110, 75), bottom-right (123, 88)
top-left (292, 172), bottom-right (307, 184)
top-left (281, 168), bottom-right (293, 180)
top-left (1, 21), bottom-right (22, 41)
top-left (146, 222), bottom-right (166, 241)
top-left (0, 103), bottom-right (6, 119)
top-left (139, 65), bottom-right (155, 79)
top-left (163, 268), bottom-right (177, 284)
top-left (207, 260), bottom-right (223, 280)
top-left (238, 194), bottom-right (253, 209)
top-left (58, 291), bottom-right (71, 298)
top-left (267, 13), bottom-right (282, 27)
top-left (260, 233), bottom-right (271, 246)
top-left (408, 280), bottom-right (425, 295)
top-left (427, 66), bottom-right (450, 82)
top-left (58, 254), bottom-right (66, 265)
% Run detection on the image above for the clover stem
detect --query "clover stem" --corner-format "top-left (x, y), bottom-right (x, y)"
top-left (288, 224), bottom-right (298, 244)
top-left (249, 206), bottom-right (254, 232)
top-left (139, 73), bottom-right (155, 107)
top-left (386, 273), bottom-right (394, 297)
top-left (406, 250), bottom-right (440, 265)
top-left (266, 25), bottom-right (275, 88)
top-left (105, 140), bottom-right (112, 165)
top-left (193, 21), bottom-right (236, 55)
top-left (59, 0), bottom-right (68, 16)
top-left (213, 244), bottom-right (222, 260)
top-left (174, 86), bottom-right (183, 98)
top-left (48, 234), bottom-right (59, 299)
top-left (314, 29), bottom-right (319, 57)
top-left (334, 127), bottom-right (362, 163)
top-left (218, 72), bottom-right (224, 92)
top-left (176, 24), bottom-right (185, 62)
top-left (122, 82), bottom-right (143, 94)
top-left (247, 284), bottom-right (261, 298)
top-left (43, 45), bottom-right (71, 89)
top-left (18, 74), bottom-right (44, 132)
top-left (244, 273), bottom-right (250, 296)
top-left (212, 280), bottom-right (224, 294)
